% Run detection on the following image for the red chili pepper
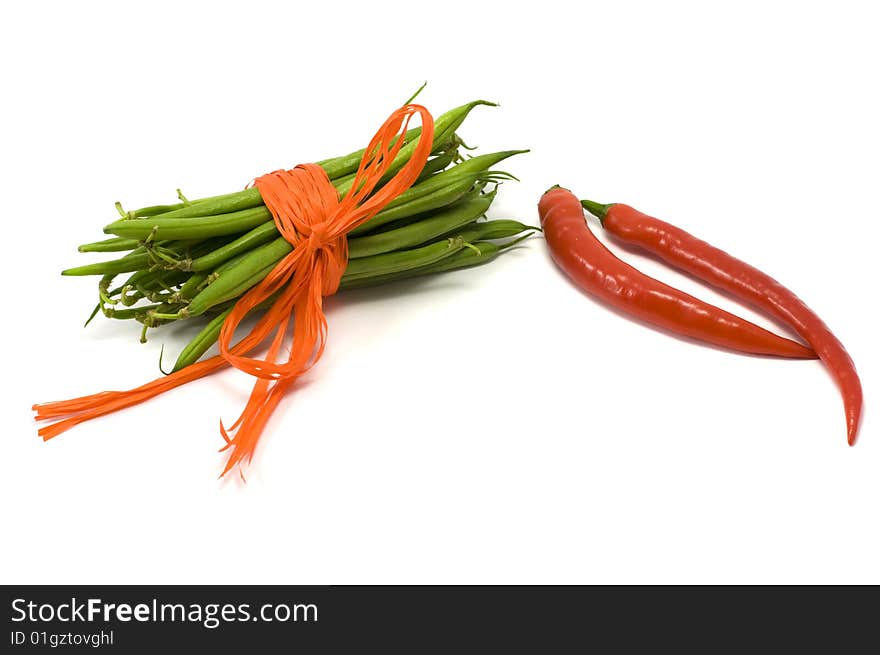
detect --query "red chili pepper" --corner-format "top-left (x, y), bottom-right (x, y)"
top-left (580, 197), bottom-right (862, 445)
top-left (539, 186), bottom-right (817, 360)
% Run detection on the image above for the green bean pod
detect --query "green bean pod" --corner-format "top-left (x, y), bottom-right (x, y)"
top-left (103, 206), bottom-right (272, 241)
top-left (348, 189), bottom-right (495, 259)
top-left (183, 238), bottom-right (292, 316)
top-left (339, 235), bottom-right (531, 290)
top-left (137, 188), bottom-right (265, 221)
top-left (78, 237), bottom-right (141, 253)
top-left (453, 219), bottom-right (539, 242)
top-left (346, 150), bottom-right (525, 236)
top-left (341, 236), bottom-right (467, 282)
top-left (65, 238), bottom-right (217, 276)
top-left (369, 149), bottom-right (525, 214)
top-left (128, 202), bottom-right (195, 218)
top-left (332, 140), bottom-right (455, 193)
top-left (172, 272), bottom-right (211, 302)
top-left (171, 309), bottom-right (232, 371)
top-left (321, 100), bottom-right (494, 188)
top-left (64, 247), bottom-right (148, 276)
top-left (348, 172), bottom-right (483, 237)
top-left (185, 221), bottom-right (278, 272)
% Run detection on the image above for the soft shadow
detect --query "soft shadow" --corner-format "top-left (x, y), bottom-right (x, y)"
top-left (328, 276), bottom-right (465, 311)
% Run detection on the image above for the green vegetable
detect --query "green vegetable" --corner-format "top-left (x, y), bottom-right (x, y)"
top-left (64, 98), bottom-right (532, 372)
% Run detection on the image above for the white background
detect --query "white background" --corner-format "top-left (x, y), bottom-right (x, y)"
top-left (2, 1), bottom-right (877, 584)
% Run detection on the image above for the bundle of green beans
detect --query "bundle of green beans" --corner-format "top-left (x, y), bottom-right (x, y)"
top-left (64, 100), bottom-right (534, 371)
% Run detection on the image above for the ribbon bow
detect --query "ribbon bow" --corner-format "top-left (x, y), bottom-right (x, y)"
top-left (35, 104), bottom-right (434, 477)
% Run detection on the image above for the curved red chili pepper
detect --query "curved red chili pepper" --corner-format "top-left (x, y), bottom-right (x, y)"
top-left (581, 198), bottom-right (862, 445)
top-left (539, 187), bottom-right (817, 360)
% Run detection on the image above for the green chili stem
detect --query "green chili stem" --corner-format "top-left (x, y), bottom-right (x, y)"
top-left (580, 198), bottom-right (612, 222)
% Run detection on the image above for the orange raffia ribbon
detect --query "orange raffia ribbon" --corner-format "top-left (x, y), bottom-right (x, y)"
top-left (33, 103), bottom-right (435, 476)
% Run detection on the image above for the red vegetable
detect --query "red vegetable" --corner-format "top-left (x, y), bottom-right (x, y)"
top-left (538, 186), bottom-right (816, 359)
top-left (581, 198), bottom-right (862, 445)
